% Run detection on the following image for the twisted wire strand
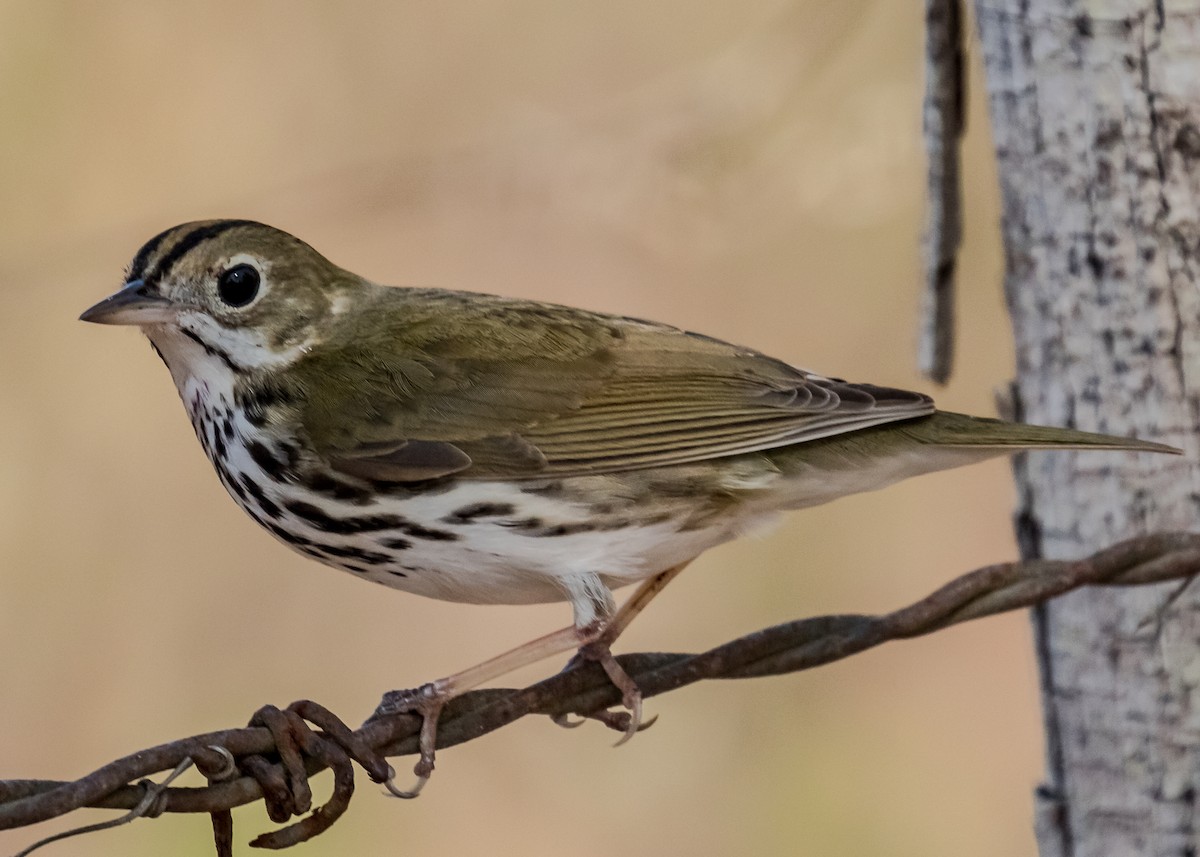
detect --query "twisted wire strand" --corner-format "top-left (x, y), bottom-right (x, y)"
top-left (2, 532), bottom-right (1197, 848)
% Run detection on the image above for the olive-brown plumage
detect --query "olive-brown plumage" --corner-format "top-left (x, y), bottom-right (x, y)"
top-left (80, 219), bottom-right (1179, 627)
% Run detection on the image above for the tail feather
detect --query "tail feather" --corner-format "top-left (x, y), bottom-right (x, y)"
top-left (901, 411), bottom-right (1181, 455)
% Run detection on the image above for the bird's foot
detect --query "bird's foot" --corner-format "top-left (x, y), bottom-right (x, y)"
top-left (371, 681), bottom-right (448, 799)
top-left (551, 707), bottom-right (659, 735)
top-left (554, 638), bottom-right (654, 745)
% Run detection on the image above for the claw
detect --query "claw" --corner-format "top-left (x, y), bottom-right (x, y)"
top-left (612, 690), bottom-right (643, 748)
top-left (551, 712), bottom-right (587, 729)
top-left (636, 713), bottom-right (659, 733)
top-left (382, 765), bottom-right (429, 800)
top-left (566, 640), bottom-right (659, 747)
top-left (372, 682), bottom-right (447, 798)
top-left (612, 711), bottom-right (659, 744)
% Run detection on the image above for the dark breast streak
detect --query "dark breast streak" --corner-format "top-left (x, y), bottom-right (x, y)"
top-left (189, 384), bottom-right (714, 609)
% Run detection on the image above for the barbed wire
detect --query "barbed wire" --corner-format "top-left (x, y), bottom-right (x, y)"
top-left (2, 531), bottom-right (1198, 855)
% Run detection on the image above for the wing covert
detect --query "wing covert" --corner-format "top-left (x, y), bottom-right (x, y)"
top-left (295, 289), bottom-right (934, 481)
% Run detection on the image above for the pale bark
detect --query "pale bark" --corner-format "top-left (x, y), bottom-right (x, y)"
top-left (974, 1), bottom-right (1200, 854)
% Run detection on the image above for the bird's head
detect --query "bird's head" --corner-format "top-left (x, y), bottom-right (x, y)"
top-left (80, 220), bottom-right (361, 376)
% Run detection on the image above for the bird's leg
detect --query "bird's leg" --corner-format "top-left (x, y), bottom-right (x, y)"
top-left (555, 561), bottom-right (691, 742)
top-left (372, 561), bottom-right (691, 796)
top-left (373, 623), bottom-right (588, 797)
top-left (606, 560), bottom-right (691, 640)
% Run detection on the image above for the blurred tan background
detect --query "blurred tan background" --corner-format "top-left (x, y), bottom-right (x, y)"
top-left (0, 2), bottom-right (1040, 855)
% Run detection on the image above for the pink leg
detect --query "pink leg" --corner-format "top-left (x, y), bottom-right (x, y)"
top-left (377, 561), bottom-right (693, 797)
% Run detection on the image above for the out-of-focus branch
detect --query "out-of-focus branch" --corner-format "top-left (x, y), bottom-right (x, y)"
top-left (919, 0), bottom-right (966, 384)
top-left (3, 532), bottom-right (1198, 854)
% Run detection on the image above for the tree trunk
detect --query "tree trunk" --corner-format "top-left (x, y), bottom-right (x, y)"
top-left (974, 2), bottom-right (1200, 854)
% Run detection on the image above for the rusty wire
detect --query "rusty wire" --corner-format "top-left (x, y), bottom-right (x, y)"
top-left (2, 531), bottom-right (1199, 854)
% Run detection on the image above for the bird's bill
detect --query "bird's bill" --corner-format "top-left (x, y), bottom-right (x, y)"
top-left (79, 279), bottom-right (175, 325)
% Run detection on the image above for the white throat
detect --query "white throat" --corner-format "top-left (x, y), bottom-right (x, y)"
top-left (144, 317), bottom-right (313, 412)
top-left (144, 324), bottom-right (241, 422)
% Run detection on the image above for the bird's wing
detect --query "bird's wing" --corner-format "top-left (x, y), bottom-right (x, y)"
top-left (296, 289), bottom-right (934, 481)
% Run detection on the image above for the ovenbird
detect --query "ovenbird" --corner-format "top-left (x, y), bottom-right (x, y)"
top-left (81, 219), bottom-right (1176, 790)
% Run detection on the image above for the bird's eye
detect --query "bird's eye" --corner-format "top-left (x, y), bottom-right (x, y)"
top-left (217, 264), bottom-right (261, 308)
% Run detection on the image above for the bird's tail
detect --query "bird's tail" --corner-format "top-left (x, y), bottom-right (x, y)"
top-left (904, 411), bottom-right (1181, 454)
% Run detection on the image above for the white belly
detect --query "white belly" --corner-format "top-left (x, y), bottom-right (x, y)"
top-left (271, 480), bottom-right (735, 607)
top-left (184, 381), bottom-right (745, 612)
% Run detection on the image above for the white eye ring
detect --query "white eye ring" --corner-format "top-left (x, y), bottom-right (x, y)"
top-left (215, 254), bottom-right (267, 309)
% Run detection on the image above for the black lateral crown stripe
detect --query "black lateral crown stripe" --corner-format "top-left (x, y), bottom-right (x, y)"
top-left (126, 224), bottom-right (177, 282)
top-left (143, 220), bottom-right (263, 286)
